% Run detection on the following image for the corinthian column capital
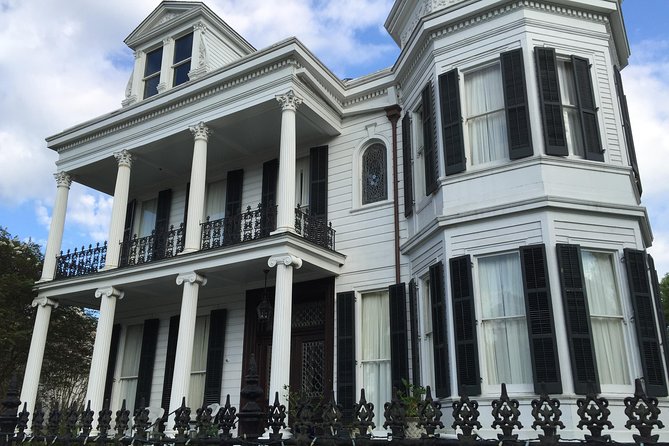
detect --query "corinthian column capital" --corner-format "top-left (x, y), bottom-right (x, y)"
top-left (268, 254), bottom-right (302, 269)
top-left (189, 122), bottom-right (211, 141)
top-left (176, 271), bottom-right (207, 286)
top-left (113, 150), bottom-right (133, 168)
top-left (276, 90), bottom-right (303, 112)
top-left (53, 172), bottom-right (72, 188)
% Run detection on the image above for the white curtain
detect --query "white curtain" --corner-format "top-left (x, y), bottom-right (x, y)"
top-left (138, 198), bottom-right (157, 237)
top-left (582, 251), bottom-right (629, 385)
top-left (479, 253), bottom-right (533, 385)
top-left (361, 292), bottom-right (391, 418)
top-left (557, 60), bottom-right (585, 157)
top-left (119, 324), bottom-right (143, 411)
top-left (465, 64), bottom-right (508, 165)
top-left (188, 315), bottom-right (210, 408)
top-left (206, 181), bottom-right (226, 221)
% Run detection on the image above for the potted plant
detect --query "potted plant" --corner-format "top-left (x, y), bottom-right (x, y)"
top-left (398, 379), bottom-right (426, 438)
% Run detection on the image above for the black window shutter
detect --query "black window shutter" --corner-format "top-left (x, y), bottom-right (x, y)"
top-left (535, 47), bottom-right (568, 156)
top-left (262, 159), bottom-right (279, 206)
top-left (613, 66), bottom-right (642, 195)
top-left (401, 114), bottom-right (414, 217)
top-left (224, 169), bottom-right (244, 244)
top-left (183, 183), bottom-right (190, 226)
top-left (103, 324), bottom-right (121, 405)
top-left (161, 315), bottom-right (180, 412)
top-left (501, 49), bottom-right (533, 160)
top-left (429, 261), bottom-right (450, 398)
top-left (449, 255), bottom-right (480, 396)
top-left (123, 199), bottom-right (136, 242)
top-left (309, 145), bottom-right (328, 221)
top-left (336, 291), bottom-right (356, 422)
top-left (204, 309), bottom-right (228, 405)
top-left (408, 279), bottom-right (421, 386)
top-left (571, 56), bottom-right (604, 162)
top-left (135, 318), bottom-right (160, 409)
top-left (438, 70), bottom-right (466, 175)
top-left (648, 255), bottom-right (669, 380)
top-left (154, 189), bottom-right (172, 260)
top-left (520, 245), bottom-right (562, 394)
top-left (624, 249), bottom-right (668, 397)
top-left (389, 283), bottom-right (409, 391)
top-left (556, 244), bottom-right (599, 394)
top-left (422, 83), bottom-right (440, 193)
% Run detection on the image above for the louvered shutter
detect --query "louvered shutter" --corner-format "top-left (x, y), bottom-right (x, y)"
top-left (571, 56), bottom-right (604, 162)
top-left (204, 309), bottom-right (228, 405)
top-left (520, 245), bottom-right (562, 394)
top-left (422, 83), bottom-right (440, 193)
top-left (624, 249), bottom-right (668, 397)
top-left (336, 292), bottom-right (356, 422)
top-left (161, 315), bottom-right (180, 412)
top-left (501, 49), bottom-right (533, 159)
top-left (429, 262), bottom-right (450, 398)
top-left (556, 244), bottom-right (599, 394)
top-left (309, 146), bottom-right (328, 221)
top-left (389, 283), bottom-right (409, 391)
top-left (120, 199), bottom-right (136, 265)
top-left (135, 318), bottom-right (160, 409)
top-left (408, 279), bottom-right (421, 385)
top-left (183, 183), bottom-right (190, 226)
top-left (261, 159), bottom-right (279, 235)
top-left (449, 256), bottom-right (480, 396)
top-left (438, 70), bottom-right (466, 175)
top-left (613, 66), bottom-right (642, 195)
top-left (535, 47), bottom-right (568, 156)
top-left (401, 114), bottom-right (414, 217)
top-left (153, 189), bottom-right (172, 260)
top-left (224, 169), bottom-right (243, 245)
top-left (103, 324), bottom-right (121, 405)
top-left (647, 255), bottom-right (669, 379)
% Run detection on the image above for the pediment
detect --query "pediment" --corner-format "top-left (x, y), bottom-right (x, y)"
top-left (124, 2), bottom-right (207, 49)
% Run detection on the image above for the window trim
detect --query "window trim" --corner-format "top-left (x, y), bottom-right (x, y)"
top-left (172, 31), bottom-right (194, 87)
top-left (142, 45), bottom-right (164, 99)
top-left (351, 137), bottom-right (392, 210)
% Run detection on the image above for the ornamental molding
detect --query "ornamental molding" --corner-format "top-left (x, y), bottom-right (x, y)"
top-left (176, 271), bottom-right (207, 286)
top-left (276, 90), bottom-right (303, 111)
top-left (53, 171), bottom-right (72, 188)
top-left (189, 121), bottom-right (211, 140)
top-left (193, 21), bottom-right (207, 32)
top-left (113, 149), bottom-right (132, 168)
top-left (268, 254), bottom-right (302, 269)
top-left (94, 286), bottom-right (124, 300)
top-left (55, 58), bottom-right (299, 153)
top-left (163, 37), bottom-right (174, 46)
top-left (31, 297), bottom-right (59, 308)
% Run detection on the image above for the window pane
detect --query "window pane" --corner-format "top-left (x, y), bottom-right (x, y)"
top-left (173, 61), bottom-right (191, 87)
top-left (143, 75), bottom-right (160, 99)
top-left (206, 181), bottom-right (226, 220)
top-left (478, 253), bottom-right (532, 384)
top-left (557, 60), bottom-right (585, 157)
top-left (119, 324), bottom-right (143, 412)
top-left (361, 292), bottom-right (391, 419)
top-left (144, 47), bottom-right (163, 77)
top-left (174, 33), bottom-right (193, 63)
top-left (139, 199), bottom-right (157, 237)
top-left (362, 143), bottom-right (387, 204)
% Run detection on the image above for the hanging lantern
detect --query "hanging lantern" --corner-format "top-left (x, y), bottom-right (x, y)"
top-left (256, 269), bottom-right (273, 322)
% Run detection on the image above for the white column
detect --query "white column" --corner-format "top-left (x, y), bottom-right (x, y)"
top-left (274, 91), bottom-right (302, 233)
top-left (182, 122), bottom-right (211, 253)
top-left (169, 272), bottom-right (207, 423)
top-left (267, 254), bottom-right (302, 410)
top-left (85, 286), bottom-right (124, 417)
top-left (40, 172), bottom-right (72, 281)
top-left (157, 37), bottom-right (174, 93)
top-left (104, 151), bottom-right (132, 269)
top-left (19, 297), bottom-right (58, 424)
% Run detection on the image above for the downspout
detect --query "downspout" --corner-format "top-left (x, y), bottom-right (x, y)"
top-left (385, 105), bottom-right (402, 284)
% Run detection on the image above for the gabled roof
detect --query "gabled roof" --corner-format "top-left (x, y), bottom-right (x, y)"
top-left (124, 1), bottom-right (255, 54)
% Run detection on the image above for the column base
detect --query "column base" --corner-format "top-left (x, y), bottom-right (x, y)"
top-left (270, 227), bottom-right (296, 236)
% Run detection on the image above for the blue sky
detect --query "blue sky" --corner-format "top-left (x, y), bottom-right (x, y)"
top-left (0, 0), bottom-right (668, 276)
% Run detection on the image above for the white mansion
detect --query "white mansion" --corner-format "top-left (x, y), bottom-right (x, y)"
top-left (20, 0), bottom-right (668, 441)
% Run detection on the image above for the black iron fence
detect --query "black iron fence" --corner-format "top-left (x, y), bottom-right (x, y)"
top-left (55, 242), bottom-right (107, 279)
top-left (119, 224), bottom-right (185, 267)
top-left (201, 204), bottom-right (277, 250)
top-left (295, 205), bottom-right (335, 251)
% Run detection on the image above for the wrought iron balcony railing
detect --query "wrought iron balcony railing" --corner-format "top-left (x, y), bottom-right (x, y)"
top-left (295, 204), bottom-right (335, 250)
top-left (119, 223), bottom-right (185, 267)
top-left (201, 203), bottom-right (277, 250)
top-left (55, 242), bottom-right (107, 280)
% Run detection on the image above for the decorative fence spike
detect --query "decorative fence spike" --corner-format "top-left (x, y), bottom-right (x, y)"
top-left (114, 399), bottom-right (130, 438)
top-left (96, 400), bottom-right (112, 438)
top-left (15, 403), bottom-right (29, 439)
top-left (46, 401), bottom-right (61, 437)
top-left (267, 391), bottom-right (286, 440)
top-left (63, 402), bottom-right (79, 439)
top-left (352, 388), bottom-right (375, 438)
top-left (320, 392), bottom-right (344, 438)
top-left (80, 401), bottom-right (94, 438)
top-left (491, 383), bottom-right (522, 442)
top-left (577, 390), bottom-right (612, 442)
top-left (452, 389), bottom-right (481, 445)
top-left (133, 400), bottom-right (151, 439)
top-left (418, 386), bottom-right (443, 438)
top-left (31, 406), bottom-right (44, 437)
top-left (173, 397), bottom-right (191, 439)
top-left (292, 394), bottom-right (315, 443)
top-left (624, 378), bottom-right (665, 445)
top-left (531, 391), bottom-right (564, 446)
top-left (216, 394), bottom-right (236, 439)
top-left (383, 387), bottom-right (407, 439)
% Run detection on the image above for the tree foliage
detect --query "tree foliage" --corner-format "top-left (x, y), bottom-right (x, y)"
top-left (0, 228), bottom-right (96, 408)
top-left (660, 272), bottom-right (669, 323)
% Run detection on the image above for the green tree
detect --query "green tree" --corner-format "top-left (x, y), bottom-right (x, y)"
top-left (660, 272), bottom-right (669, 323)
top-left (0, 227), bottom-right (96, 408)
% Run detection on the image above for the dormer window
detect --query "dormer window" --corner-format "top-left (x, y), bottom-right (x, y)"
top-left (143, 46), bottom-right (163, 99)
top-left (173, 32), bottom-right (193, 87)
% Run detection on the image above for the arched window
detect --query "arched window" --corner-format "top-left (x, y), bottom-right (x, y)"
top-left (362, 143), bottom-right (388, 205)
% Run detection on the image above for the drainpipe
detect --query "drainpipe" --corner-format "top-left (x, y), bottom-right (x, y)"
top-left (385, 105), bottom-right (402, 284)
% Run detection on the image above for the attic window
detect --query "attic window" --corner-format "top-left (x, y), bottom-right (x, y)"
top-left (173, 32), bottom-right (193, 87)
top-left (143, 46), bottom-right (163, 99)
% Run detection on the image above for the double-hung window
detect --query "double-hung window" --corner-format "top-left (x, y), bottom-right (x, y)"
top-left (118, 324), bottom-right (143, 411)
top-left (188, 315), bottom-right (210, 408)
top-left (173, 32), bottom-right (193, 87)
top-left (143, 47), bottom-right (163, 99)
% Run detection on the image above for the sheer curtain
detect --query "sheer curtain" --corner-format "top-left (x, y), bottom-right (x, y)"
top-left (206, 181), bottom-right (226, 221)
top-left (478, 253), bottom-right (532, 385)
top-left (361, 292), bottom-right (391, 419)
top-left (188, 315), bottom-right (210, 408)
top-left (138, 198), bottom-right (157, 237)
top-left (465, 64), bottom-right (508, 165)
top-left (119, 324), bottom-right (143, 411)
top-left (557, 60), bottom-right (585, 157)
top-left (582, 251), bottom-right (629, 385)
